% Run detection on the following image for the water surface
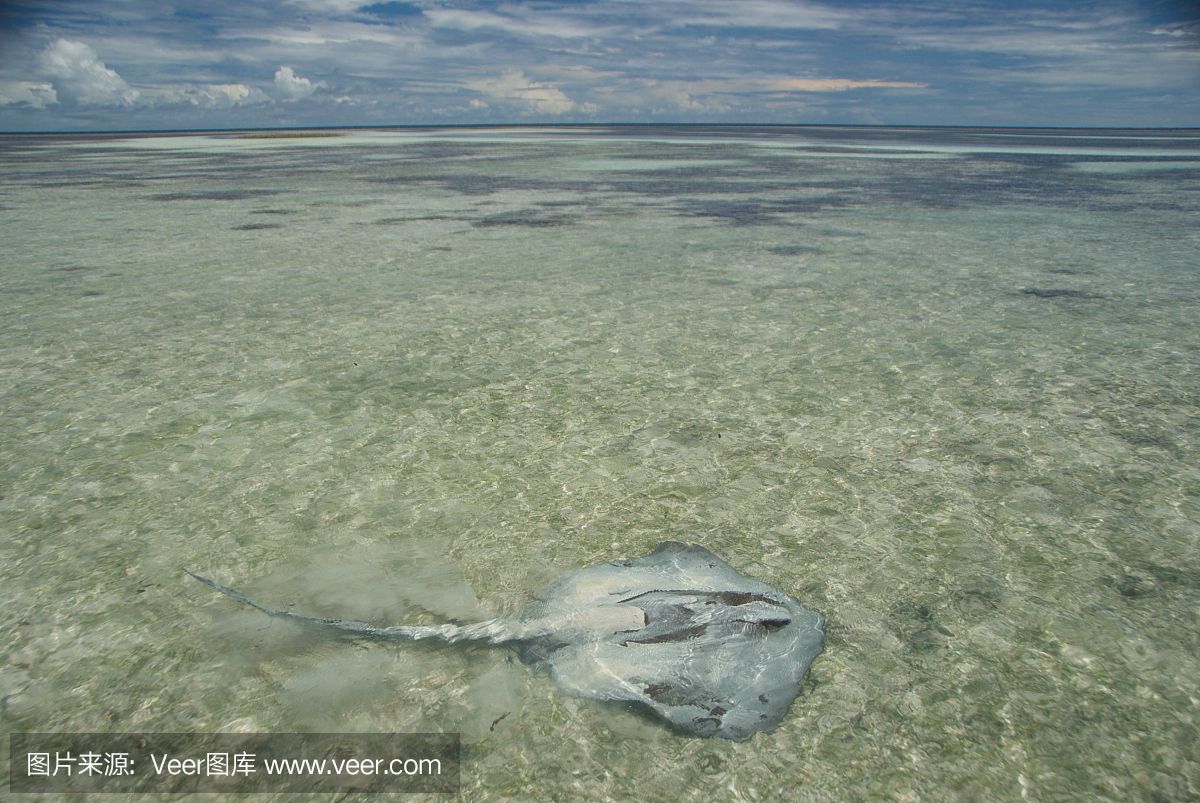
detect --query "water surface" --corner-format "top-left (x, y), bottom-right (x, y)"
top-left (2, 125), bottom-right (1198, 800)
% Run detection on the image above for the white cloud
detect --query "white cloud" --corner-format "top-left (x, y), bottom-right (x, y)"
top-left (249, 21), bottom-right (420, 47)
top-left (24, 38), bottom-right (272, 111)
top-left (899, 26), bottom-right (1111, 57)
top-left (600, 79), bottom-right (727, 113)
top-left (284, 0), bottom-right (371, 11)
top-left (425, 8), bottom-right (604, 40)
top-left (2, 0), bottom-right (1194, 127)
top-left (151, 83), bottom-right (271, 108)
top-left (37, 38), bottom-right (139, 106)
top-left (961, 51), bottom-right (1200, 91)
top-left (668, 0), bottom-right (848, 31)
top-left (0, 81), bottom-right (58, 109)
top-left (466, 71), bottom-right (583, 115)
top-left (596, 74), bottom-right (927, 115)
top-left (274, 66), bottom-right (321, 101)
top-left (764, 78), bottom-right (928, 92)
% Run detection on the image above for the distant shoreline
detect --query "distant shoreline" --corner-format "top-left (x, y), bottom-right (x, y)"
top-left (2, 123), bottom-right (1199, 137)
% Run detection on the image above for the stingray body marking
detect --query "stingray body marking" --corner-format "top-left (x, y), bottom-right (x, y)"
top-left (187, 541), bottom-right (825, 741)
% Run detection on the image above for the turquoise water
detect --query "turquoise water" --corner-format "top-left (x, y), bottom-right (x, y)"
top-left (2, 126), bottom-right (1198, 800)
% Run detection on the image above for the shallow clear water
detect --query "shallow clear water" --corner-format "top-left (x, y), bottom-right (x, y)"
top-left (2, 126), bottom-right (1199, 800)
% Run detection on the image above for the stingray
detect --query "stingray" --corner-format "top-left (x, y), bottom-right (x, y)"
top-left (186, 541), bottom-right (825, 741)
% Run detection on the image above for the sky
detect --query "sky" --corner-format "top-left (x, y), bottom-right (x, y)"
top-left (0, 0), bottom-right (1197, 131)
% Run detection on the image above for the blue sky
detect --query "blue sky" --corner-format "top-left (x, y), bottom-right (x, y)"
top-left (0, 1), bottom-right (1197, 130)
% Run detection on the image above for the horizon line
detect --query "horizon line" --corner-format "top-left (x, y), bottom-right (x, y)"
top-left (3, 122), bottom-right (1200, 137)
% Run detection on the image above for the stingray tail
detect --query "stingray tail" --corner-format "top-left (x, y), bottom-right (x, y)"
top-left (185, 569), bottom-right (515, 644)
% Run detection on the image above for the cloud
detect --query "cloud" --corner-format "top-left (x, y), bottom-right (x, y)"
top-left (37, 38), bottom-right (139, 106)
top-left (597, 79), bottom-right (728, 113)
top-left (1151, 22), bottom-right (1200, 39)
top-left (1, 0), bottom-right (1196, 128)
top-left (24, 37), bottom-right (273, 111)
top-left (899, 26), bottom-right (1111, 57)
top-left (285, 0), bottom-right (372, 11)
top-left (0, 81), bottom-right (58, 109)
top-left (466, 71), bottom-right (589, 115)
top-left (596, 74), bottom-right (927, 114)
top-left (248, 21), bottom-right (420, 47)
top-left (671, 0), bottom-right (848, 30)
top-left (274, 66), bottom-right (322, 101)
top-left (764, 78), bottom-right (928, 92)
top-left (153, 83), bottom-right (271, 108)
top-left (425, 8), bottom-right (605, 39)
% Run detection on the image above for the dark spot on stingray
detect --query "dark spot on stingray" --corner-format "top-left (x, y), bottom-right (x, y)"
top-left (186, 541), bottom-right (825, 742)
top-left (644, 683), bottom-right (673, 701)
top-left (1021, 287), bottom-right (1101, 299)
top-left (232, 222), bottom-right (284, 231)
top-left (737, 617), bottom-right (789, 632)
top-left (712, 591), bottom-right (769, 606)
top-left (622, 623), bottom-right (709, 645)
